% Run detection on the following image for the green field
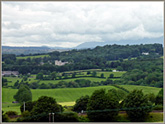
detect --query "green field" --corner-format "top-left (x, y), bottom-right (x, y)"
top-left (40, 77), bottom-right (117, 84)
top-left (4, 71), bottom-right (124, 86)
top-left (16, 54), bottom-right (50, 59)
top-left (2, 86), bottom-right (117, 114)
top-left (120, 85), bottom-right (161, 95)
top-left (97, 71), bottom-right (126, 77)
top-left (4, 76), bottom-right (37, 86)
top-left (2, 85), bottom-right (161, 114)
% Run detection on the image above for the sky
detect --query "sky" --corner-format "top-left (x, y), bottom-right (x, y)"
top-left (2, 1), bottom-right (164, 48)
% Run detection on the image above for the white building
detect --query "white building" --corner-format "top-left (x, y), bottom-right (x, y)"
top-left (55, 60), bottom-right (68, 66)
top-left (2, 71), bottom-right (19, 76)
top-left (142, 52), bottom-right (149, 55)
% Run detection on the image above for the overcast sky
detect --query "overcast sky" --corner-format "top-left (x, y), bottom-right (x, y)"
top-left (2, 2), bottom-right (164, 48)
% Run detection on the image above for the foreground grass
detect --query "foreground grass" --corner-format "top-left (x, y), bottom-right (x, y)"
top-left (118, 112), bottom-right (163, 122)
top-left (2, 85), bottom-right (161, 115)
top-left (2, 86), bottom-right (117, 114)
top-left (146, 112), bottom-right (163, 122)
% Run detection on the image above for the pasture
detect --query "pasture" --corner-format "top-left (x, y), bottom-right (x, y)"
top-left (120, 85), bottom-right (161, 95)
top-left (2, 85), bottom-right (161, 114)
top-left (16, 54), bottom-right (50, 59)
top-left (4, 70), bottom-right (124, 86)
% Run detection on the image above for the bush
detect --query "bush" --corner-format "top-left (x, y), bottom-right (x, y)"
top-left (5, 111), bottom-right (18, 116)
top-left (2, 111), bottom-right (9, 122)
top-left (55, 113), bottom-right (79, 122)
top-left (153, 105), bottom-right (163, 110)
top-left (22, 110), bottom-right (31, 117)
top-left (78, 116), bottom-right (90, 122)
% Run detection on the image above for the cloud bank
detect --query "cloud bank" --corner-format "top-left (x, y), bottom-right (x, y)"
top-left (2, 2), bottom-right (164, 48)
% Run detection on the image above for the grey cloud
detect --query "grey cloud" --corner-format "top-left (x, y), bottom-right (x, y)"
top-left (2, 2), bottom-right (164, 47)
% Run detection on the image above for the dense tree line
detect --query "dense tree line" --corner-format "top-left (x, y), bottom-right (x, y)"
top-left (2, 44), bottom-right (163, 74)
top-left (10, 79), bottom-right (114, 89)
top-left (113, 58), bottom-right (163, 88)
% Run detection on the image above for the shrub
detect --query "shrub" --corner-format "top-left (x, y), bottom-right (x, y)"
top-left (153, 105), bottom-right (163, 110)
top-left (22, 110), bottom-right (31, 117)
top-left (5, 111), bottom-right (18, 116)
top-left (2, 111), bottom-right (9, 122)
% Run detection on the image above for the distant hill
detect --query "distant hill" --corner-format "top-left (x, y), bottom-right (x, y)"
top-left (2, 46), bottom-right (55, 55)
top-left (74, 37), bottom-right (164, 49)
top-left (2, 37), bottom-right (163, 55)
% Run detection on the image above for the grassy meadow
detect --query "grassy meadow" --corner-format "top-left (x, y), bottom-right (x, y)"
top-left (2, 85), bottom-right (161, 114)
top-left (4, 71), bottom-right (125, 86)
top-left (16, 54), bottom-right (50, 59)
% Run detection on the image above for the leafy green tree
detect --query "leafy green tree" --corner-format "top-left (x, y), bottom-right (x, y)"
top-left (29, 82), bottom-right (39, 89)
top-left (87, 71), bottom-right (91, 75)
top-left (155, 88), bottom-right (163, 105)
top-left (39, 83), bottom-right (51, 89)
top-left (51, 71), bottom-right (56, 80)
top-left (100, 73), bottom-right (104, 78)
top-left (36, 73), bottom-right (43, 80)
top-left (146, 93), bottom-right (156, 104)
top-left (73, 95), bottom-right (89, 112)
top-left (87, 89), bottom-right (119, 122)
top-left (20, 101), bottom-right (37, 113)
top-left (123, 90), bottom-right (152, 122)
top-left (108, 89), bottom-right (127, 101)
top-left (92, 71), bottom-right (97, 77)
top-left (14, 80), bottom-right (19, 88)
top-left (109, 74), bottom-right (114, 78)
top-left (13, 84), bottom-right (32, 103)
top-left (2, 78), bottom-right (8, 87)
top-left (30, 96), bottom-right (62, 116)
top-left (72, 72), bottom-right (76, 78)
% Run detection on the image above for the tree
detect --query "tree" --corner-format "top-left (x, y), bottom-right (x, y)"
top-left (108, 89), bottom-right (127, 101)
top-left (20, 101), bottom-right (37, 113)
top-left (155, 88), bottom-right (163, 105)
top-left (72, 72), bottom-right (76, 78)
top-left (73, 95), bottom-right (89, 112)
top-left (30, 96), bottom-right (62, 121)
top-left (146, 93), bottom-right (156, 104)
top-left (100, 73), bottom-right (104, 78)
top-left (87, 71), bottom-right (91, 75)
top-left (109, 74), bottom-right (114, 78)
top-left (2, 78), bottom-right (8, 87)
top-left (87, 89), bottom-right (119, 122)
top-left (14, 80), bottom-right (19, 88)
top-left (36, 73), bottom-right (43, 80)
top-left (123, 90), bottom-right (152, 122)
top-left (13, 84), bottom-right (32, 103)
top-left (29, 82), bottom-right (39, 89)
top-left (51, 71), bottom-right (56, 80)
top-left (92, 71), bottom-right (97, 77)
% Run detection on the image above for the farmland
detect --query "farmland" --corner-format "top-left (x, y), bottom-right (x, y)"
top-left (16, 54), bottom-right (50, 59)
top-left (2, 44), bottom-right (163, 122)
top-left (3, 71), bottom-right (125, 86)
top-left (2, 85), bottom-right (161, 114)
